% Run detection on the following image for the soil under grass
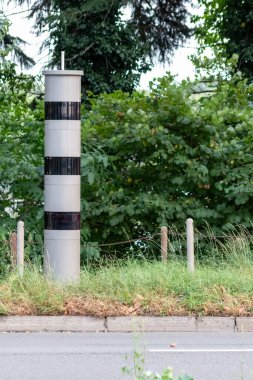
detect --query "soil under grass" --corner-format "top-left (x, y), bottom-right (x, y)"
top-left (1, 259), bottom-right (253, 317)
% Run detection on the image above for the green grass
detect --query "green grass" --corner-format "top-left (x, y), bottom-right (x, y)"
top-left (0, 258), bottom-right (253, 316)
top-left (1, 225), bottom-right (253, 316)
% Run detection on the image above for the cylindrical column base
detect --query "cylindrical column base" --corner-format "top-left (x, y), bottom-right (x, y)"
top-left (44, 230), bottom-right (80, 282)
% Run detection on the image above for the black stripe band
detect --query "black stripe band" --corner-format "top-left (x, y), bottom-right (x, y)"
top-left (45, 102), bottom-right (80, 120)
top-left (45, 212), bottom-right (80, 230)
top-left (45, 157), bottom-right (80, 175)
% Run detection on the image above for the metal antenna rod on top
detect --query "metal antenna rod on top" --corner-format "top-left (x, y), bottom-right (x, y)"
top-left (61, 51), bottom-right (65, 70)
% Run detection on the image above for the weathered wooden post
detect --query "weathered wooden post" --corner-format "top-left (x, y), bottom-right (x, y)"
top-left (186, 218), bottom-right (194, 273)
top-left (9, 231), bottom-right (17, 267)
top-left (17, 221), bottom-right (24, 277)
top-left (161, 226), bottom-right (168, 262)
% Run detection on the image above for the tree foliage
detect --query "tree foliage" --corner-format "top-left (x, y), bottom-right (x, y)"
top-left (0, 14), bottom-right (35, 69)
top-left (194, 0), bottom-right (253, 79)
top-left (13, 0), bottom-right (191, 93)
top-left (126, 0), bottom-right (191, 62)
top-left (47, 0), bottom-right (151, 94)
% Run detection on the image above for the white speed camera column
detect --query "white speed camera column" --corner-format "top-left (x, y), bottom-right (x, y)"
top-left (43, 70), bottom-right (83, 282)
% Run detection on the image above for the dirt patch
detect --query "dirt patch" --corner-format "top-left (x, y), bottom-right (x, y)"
top-left (201, 286), bottom-right (253, 316)
top-left (64, 296), bottom-right (131, 317)
top-left (63, 294), bottom-right (189, 317)
top-left (3, 300), bottom-right (37, 316)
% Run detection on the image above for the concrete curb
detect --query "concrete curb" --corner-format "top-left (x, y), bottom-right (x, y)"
top-left (0, 316), bottom-right (252, 332)
top-left (196, 317), bottom-right (235, 332)
top-left (236, 317), bottom-right (253, 332)
top-left (107, 316), bottom-right (196, 332)
top-left (0, 316), bottom-right (106, 332)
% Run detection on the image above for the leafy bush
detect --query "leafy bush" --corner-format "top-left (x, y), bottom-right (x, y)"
top-left (81, 73), bottom-right (253, 254)
top-left (0, 49), bottom-right (44, 271)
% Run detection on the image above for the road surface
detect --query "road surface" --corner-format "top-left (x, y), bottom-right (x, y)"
top-left (0, 332), bottom-right (253, 379)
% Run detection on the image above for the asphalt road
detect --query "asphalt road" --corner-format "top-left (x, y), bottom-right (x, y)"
top-left (0, 332), bottom-right (253, 380)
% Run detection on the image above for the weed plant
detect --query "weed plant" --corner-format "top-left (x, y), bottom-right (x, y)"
top-left (122, 334), bottom-right (193, 380)
top-left (122, 351), bottom-right (193, 380)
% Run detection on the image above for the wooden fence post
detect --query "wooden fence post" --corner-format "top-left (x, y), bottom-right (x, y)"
top-left (17, 221), bottom-right (24, 277)
top-left (186, 218), bottom-right (194, 273)
top-left (161, 226), bottom-right (168, 262)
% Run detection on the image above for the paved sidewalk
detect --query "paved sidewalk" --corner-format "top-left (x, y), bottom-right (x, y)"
top-left (0, 316), bottom-right (252, 332)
